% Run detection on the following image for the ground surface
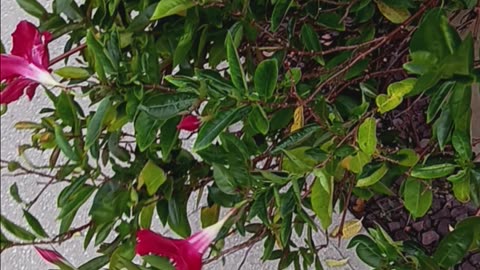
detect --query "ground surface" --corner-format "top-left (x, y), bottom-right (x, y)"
top-left (0, 1), bottom-right (366, 269)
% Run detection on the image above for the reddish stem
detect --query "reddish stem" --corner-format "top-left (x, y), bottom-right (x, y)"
top-left (49, 43), bottom-right (87, 66)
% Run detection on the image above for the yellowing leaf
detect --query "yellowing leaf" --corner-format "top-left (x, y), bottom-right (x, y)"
top-left (290, 106), bottom-right (304, 132)
top-left (375, 0), bottom-right (411, 24)
top-left (330, 219), bottom-right (362, 239)
top-left (138, 160), bottom-right (167, 195)
top-left (325, 258), bottom-right (349, 267)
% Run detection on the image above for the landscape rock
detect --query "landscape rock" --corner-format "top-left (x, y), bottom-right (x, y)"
top-left (422, 231), bottom-right (439, 246)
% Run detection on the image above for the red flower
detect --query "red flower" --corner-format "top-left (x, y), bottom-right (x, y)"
top-left (177, 115), bottom-right (201, 131)
top-left (34, 247), bottom-right (75, 269)
top-left (0, 21), bottom-right (60, 104)
top-left (136, 211), bottom-right (232, 270)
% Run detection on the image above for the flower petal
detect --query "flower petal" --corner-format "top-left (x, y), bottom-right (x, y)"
top-left (34, 247), bottom-right (76, 269)
top-left (35, 247), bottom-right (65, 264)
top-left (0, 78), bottom-right (37, 104)
top-left (1, 55), bottom-right (59, 86)
top-left (136, 230), bottom-right (202, 270)
top-left (187, 211), bottom-right (232, 254)
top-left (177, 115), bottom-right (201, 131)
top-left (11, 21), bottom-right (51, 68)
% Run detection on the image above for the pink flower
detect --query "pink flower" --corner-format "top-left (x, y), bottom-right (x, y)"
top-left (34, 247), bottom-right (75, 269)
top-left (136, 212), bottom-right (232, 270)
top-left (0, 21), bottom-right (60, 104)
top-left (177, 115), bottom-right (201, 131)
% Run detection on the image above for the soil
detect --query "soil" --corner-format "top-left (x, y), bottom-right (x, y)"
top-left (350, 168), bottom-right (480, 269)
top-left (349, 98), bottom-right (480, 269)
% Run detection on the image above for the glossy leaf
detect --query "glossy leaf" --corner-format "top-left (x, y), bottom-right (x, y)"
top-left (356, 163), bottom-right (388, 187)
top-left (54, 125), bottom-right (79, 162)
top-left (225, 32), bottom-right (248, 97)
top-left (271, 0), bottom-right (292, 32)
top-left (411, 163), bottom-right (457, 179)
top-left (139, 93), bottom-right (197, 120)
top-left (194, 107), bottom-right (248, 151)
top-left (311, 169), bottom-right (333, 230)
top-left (0, 215), bottom-right (36, 241)
top-left (248, 105), bottom-right (269, 135)
top-left (16, 0), bottom-right (47, 18)
top-left (254, 59), bottom-right (278, 100)
top-left (54, 67), bottom-right (90, 80)
top-left (151, 0), bottom-right (195, 20)
top-left (375, 0), bottom-right (410, 24)
top-left (23, 210), bottom-right (48, 238)
top-left (403, 178), bottom-right (432, 218)
top-left (85, 97), bottom-right (111, 150)
top-left (138, 160), bottom-right (166, 196)
top-left (357, 117), bottom-right (377, 156)
top-left (433, 227), bottom-right (473, 268)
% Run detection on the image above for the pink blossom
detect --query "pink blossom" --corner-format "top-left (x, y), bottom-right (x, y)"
top-left (34, 247), bottom-right (75, 269)
top-left (0, 21), bottom-right (60, 104)
top-left (177, 115), bottom-right (201, 131)
top-left (136, 212), bottom-right (232, 270)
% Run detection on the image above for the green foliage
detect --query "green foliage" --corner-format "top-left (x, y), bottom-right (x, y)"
top-left (3, 0), bottom-right (478, 269)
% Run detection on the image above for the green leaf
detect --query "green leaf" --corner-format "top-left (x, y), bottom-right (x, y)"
top-left (376, 94), bottom-right (401, 114)
top-left (56, 92), bottom-right (78, 128)
top-left (403, 177), bottom-right (432, 218)
top-left (54, 67), bottom-right (90, 80)
top-left (213, 163), bottom-right (237, 194)
top-left (200, 205), bottom-right (220, 228)
top-left (139, 93), bottom-right (197, 120)
top-left (23, 210), bottom-right (48, 238)
top-left (434, 107), bottom-right (453, 150)
top-left (194, 107), bottom-right (248, 151)
top-left (317, 13), bottom-right (345, 31)
top-left (160, 116), bottom-right (180, 161)
top-left (16, 0), bottom-right (47, 18)
top-left (452, 176), bottom-right (470, 203)
top-left (58, 186), bottom-right (94, 219)
top-left (356, 163), bottom-right (388, 187)
top-left (411, 163), bottom-right (457, 179)
top-left (348, 235), bottom-right (384, 267)
top-left (254, 59), bottom-right (278, 100)
top-left (78, 255), bottom-right (109, 270)
top-left (300, 24), bottom-right (322, 52)
top-left (358, 117), bottom-right (377, 156)
top-left (168, 196), bottom-right (191, 238)
top-left (387, 78), bottom-right (417, 97)
top-left (248, 105), bottom-right (269, 135)
top-left (151, 0), bottom-right (195, 20)
top-left (138, 160), bottom-right (166, 196)
top-left (0, 215), bottom-right (36, 241)
top-left (9, 183), bottom-right (22, 203)
top-left (54, 125), bottom-right (79, 162)
top-left (440, 34), bottom-right (474, 77)
top-left (455, 217), bottom-right (480, 251)
top-left (394, 149), bottom-right (419, 167)
top-left (225, 32), bottom-right (248, 97)
top-left (375, 0), bottom-right (410, 24)
top-left (143, 255), bottom-right (175, 270)
top-left (135, 111), bottom-right (163, 152)
top-left (311, 169), bottom-right (333, 230)
top-left (433, 227), bottom-right (473, 268)
top-left (271, 124), bottom-right (321, 154)
top-left (128, 3), bottom-right (157, 32)
top-left (410, 9), bottom-right (460, 59)
top-left (271, 0), bottom-right (292, 32)
top-left (86, 30), bottom-right (115, 81)
top-left (85, 97), bottom-right (111, 150)
top-left (403, 51), bottom-right (438, 75)
top-left (139, 202), bottom-right (156, 229)
top-left (427, 81), bottom-right (454, 123)
top-left (173, 9), bottom-right (197, 67)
